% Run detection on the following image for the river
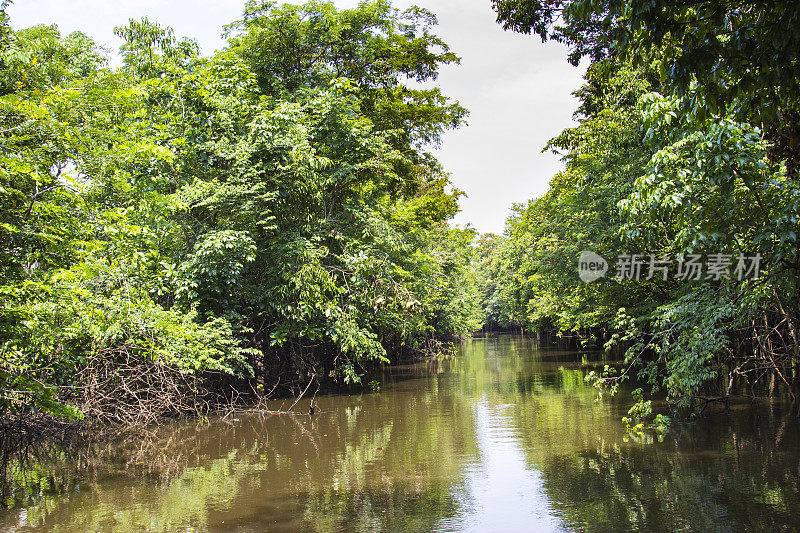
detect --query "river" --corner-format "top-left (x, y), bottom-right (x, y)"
top-left (2, 335), bottom-right (799, 532)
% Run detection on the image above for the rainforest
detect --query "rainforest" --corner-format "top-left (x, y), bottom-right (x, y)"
top-left (2, 0), bottom-right (800, 530)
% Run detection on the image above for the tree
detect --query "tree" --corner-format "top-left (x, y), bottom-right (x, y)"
top-left (486, 0), bottom-right (800, 423)
top-left (1, 1), bottom-right (479, 421)
top-left (492, 0), bottom-right (800, 169)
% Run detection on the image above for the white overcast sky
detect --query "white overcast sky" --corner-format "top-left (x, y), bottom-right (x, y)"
top-left (8, 0), bottom-right (586, 234)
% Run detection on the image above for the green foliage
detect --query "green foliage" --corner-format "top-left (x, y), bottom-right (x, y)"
top-left (492, 0), bottom-right (800, 118)
top-left (0, 1), bottom-right (477, 421)
top-left (483, 0), bottom-right (800, 422)
top-left (114, 17), bottom-right (199, 76)
top-left (622, 388), bottom-right (670, 440)
top-left (177, 230), bottom-right (257, 312)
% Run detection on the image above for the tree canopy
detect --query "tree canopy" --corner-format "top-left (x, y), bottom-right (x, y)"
top-left (0, 1), bottom-right (482, 423)
top-left (483, 0), bottom-right (800, 429)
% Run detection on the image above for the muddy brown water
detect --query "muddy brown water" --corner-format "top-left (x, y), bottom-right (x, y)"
top-left (2, 335), bottom-right (799, 532)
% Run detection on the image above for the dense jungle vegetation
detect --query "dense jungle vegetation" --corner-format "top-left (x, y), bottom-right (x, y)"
top-left (0, 0), bottom-right (483, 426)
top-left (484, 0), bottom-right (800, 426)
top-left (2, 0), bottom-right (800, 435)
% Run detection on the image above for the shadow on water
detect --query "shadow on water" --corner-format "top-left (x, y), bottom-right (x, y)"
top-left (1, 335), bottom-right (799, 532)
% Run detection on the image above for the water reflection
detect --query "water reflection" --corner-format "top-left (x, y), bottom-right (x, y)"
top-left (438, 398), bottom-right (563, 532)
top-left (1, 336), bottom-right (799, 532)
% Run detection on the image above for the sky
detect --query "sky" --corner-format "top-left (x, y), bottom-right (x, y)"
top-left (8, 0), bottom-right (587, 234)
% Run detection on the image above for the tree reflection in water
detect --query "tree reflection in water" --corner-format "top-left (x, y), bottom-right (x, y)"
top-left (1, 336), bottom-right (798, 532)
